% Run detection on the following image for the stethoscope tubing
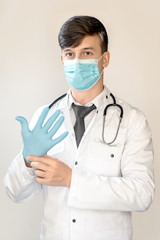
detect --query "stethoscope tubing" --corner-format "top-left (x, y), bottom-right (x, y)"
top-left (49, 92), bottom-right (124, 147)
top-left (101, 94), bottom-right (123, 146)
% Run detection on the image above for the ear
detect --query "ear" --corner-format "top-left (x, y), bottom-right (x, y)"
top-left (61, 55), bottom-right (64, 66)
top-left (103, 51), bottom-right (110, 68)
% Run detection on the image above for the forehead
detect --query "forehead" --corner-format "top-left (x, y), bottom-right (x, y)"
top-left (64, 34), bottom-right (102, 52)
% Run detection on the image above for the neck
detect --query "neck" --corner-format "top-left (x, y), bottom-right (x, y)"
top-left (71, 79), bottom-right (104, 105)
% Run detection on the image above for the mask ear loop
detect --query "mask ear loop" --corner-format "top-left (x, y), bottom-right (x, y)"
top-left (97, 52), bottom-right (105, 62)
top-left (97, 53), bottom-right (105, 76)
top-left (100, 68), bottom-right (104, 76)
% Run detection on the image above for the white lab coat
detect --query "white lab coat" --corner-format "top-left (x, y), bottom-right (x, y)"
top-left (4, 86), bottom-right (154, 240)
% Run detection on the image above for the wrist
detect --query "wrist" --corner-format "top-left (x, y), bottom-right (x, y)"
top-left (24, 159), bottom-right (32, 168)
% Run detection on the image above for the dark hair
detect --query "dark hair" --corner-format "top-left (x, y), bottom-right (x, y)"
top-left (58, 16), bottom-right (108, 53)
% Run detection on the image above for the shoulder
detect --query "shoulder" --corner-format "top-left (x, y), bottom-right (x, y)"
top-left (29, 93), bottom-right (68, 129)
top-left (115, 96), bottom-right (151, 137)
top-left (115, 96), bottom-right (147, 120)
top-left (48, 93), bottom-right (67, 109)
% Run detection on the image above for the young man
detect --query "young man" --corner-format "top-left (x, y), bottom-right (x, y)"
top-left (5, 16), bottom-right (154, 240)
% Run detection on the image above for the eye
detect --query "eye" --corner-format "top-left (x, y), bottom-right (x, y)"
top-left (65, 52), bottom-right (73, 57)
top-left (84, 51), bottom-right (92, 56)
top-left (63, 51), bottom-right (75, 60)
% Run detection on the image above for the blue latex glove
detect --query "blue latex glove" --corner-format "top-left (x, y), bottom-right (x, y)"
top-left (16, 107), bottom-right (68, 163)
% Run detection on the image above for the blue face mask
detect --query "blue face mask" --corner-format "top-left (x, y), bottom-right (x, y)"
top-left (63, 56), bottom-right (104, 91)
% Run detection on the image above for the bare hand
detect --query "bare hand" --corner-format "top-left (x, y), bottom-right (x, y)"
top-left (26, 155), bottom-right (72, 188)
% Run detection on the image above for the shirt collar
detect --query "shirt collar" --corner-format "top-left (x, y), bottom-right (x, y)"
top-left (67, 85), bottom-right (111, 111)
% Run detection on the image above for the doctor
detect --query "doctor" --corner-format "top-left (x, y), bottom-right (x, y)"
top-left (5, 16), bottom-right (154, 240)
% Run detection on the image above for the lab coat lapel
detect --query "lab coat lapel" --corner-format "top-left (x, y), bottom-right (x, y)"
top-left (58, 98), bottom-right (77, 149)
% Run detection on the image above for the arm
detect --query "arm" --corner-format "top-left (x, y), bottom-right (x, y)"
top-left (4, 107), bottom-right (45, 203)
top-left (67, 109), bottom-right (155, 212)
top-left (4, 152), bottom-right (41, 203)
top-left (4, 105), bottom-right (68, 202)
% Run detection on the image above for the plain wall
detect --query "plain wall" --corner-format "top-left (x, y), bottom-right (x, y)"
top-left (0, 0), bottom-right (160, 239)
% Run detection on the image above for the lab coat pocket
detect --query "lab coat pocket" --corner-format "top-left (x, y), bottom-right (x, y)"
top-left (86, 133), bottom-right (126, 177)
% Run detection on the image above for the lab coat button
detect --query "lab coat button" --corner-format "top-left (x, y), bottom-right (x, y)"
top-left (72, 219), bottom-right (76, 223)
top-left (111, 154), bottom-right (114, 158)
top-left (75, 161), bottom-right (78, 165)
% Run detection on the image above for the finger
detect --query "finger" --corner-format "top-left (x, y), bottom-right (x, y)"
top-left (30, 161), bottom-right (49, 170)
top-left (35, 169), bottom-right (46, 178)
top-left (35, 107), bottom-right (50, 128)
top-left (15, 116), bottom-right (29, 133)
top-left (43, 110), bottom-right (60, 132)
top-left (43, 154), bottom-right (52, 159)
top-left (27, 156), bottom-right (52, 165)
top-left (35, 177), bottom-right (49, 185)
top-left (52, 131), bottom-right (69, 146)
top-left (48, 116), bottom-right (65, 137)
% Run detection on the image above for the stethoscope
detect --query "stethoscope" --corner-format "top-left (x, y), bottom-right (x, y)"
top-left (101, 93), bottom-right (123, 147)
top-left (49, 92), bottom-right (124, 147)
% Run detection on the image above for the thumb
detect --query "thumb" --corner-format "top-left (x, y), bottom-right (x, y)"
top-left (15, 116), bottom-right (29, 134)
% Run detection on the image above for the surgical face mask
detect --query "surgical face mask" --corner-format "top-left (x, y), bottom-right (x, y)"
top-left (63, 55), bottom-right (104, 91)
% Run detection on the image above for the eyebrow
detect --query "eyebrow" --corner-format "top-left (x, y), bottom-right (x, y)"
top-left (63, 48), bottom-right (72, 52)
top-left (63, 47), bottom-right (95, 52)
top-left (81, 47), bottom-right (95, 51)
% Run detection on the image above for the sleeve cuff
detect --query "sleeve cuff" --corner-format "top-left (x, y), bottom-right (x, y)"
top-left (15, 152), bottom-right (36, 182)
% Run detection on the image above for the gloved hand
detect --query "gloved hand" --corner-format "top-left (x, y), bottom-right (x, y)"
top-left (16, 107), bottom-right (68, 163)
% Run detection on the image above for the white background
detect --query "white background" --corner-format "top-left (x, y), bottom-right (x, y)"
top-left (0, 0), bottom-right (160, 239)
